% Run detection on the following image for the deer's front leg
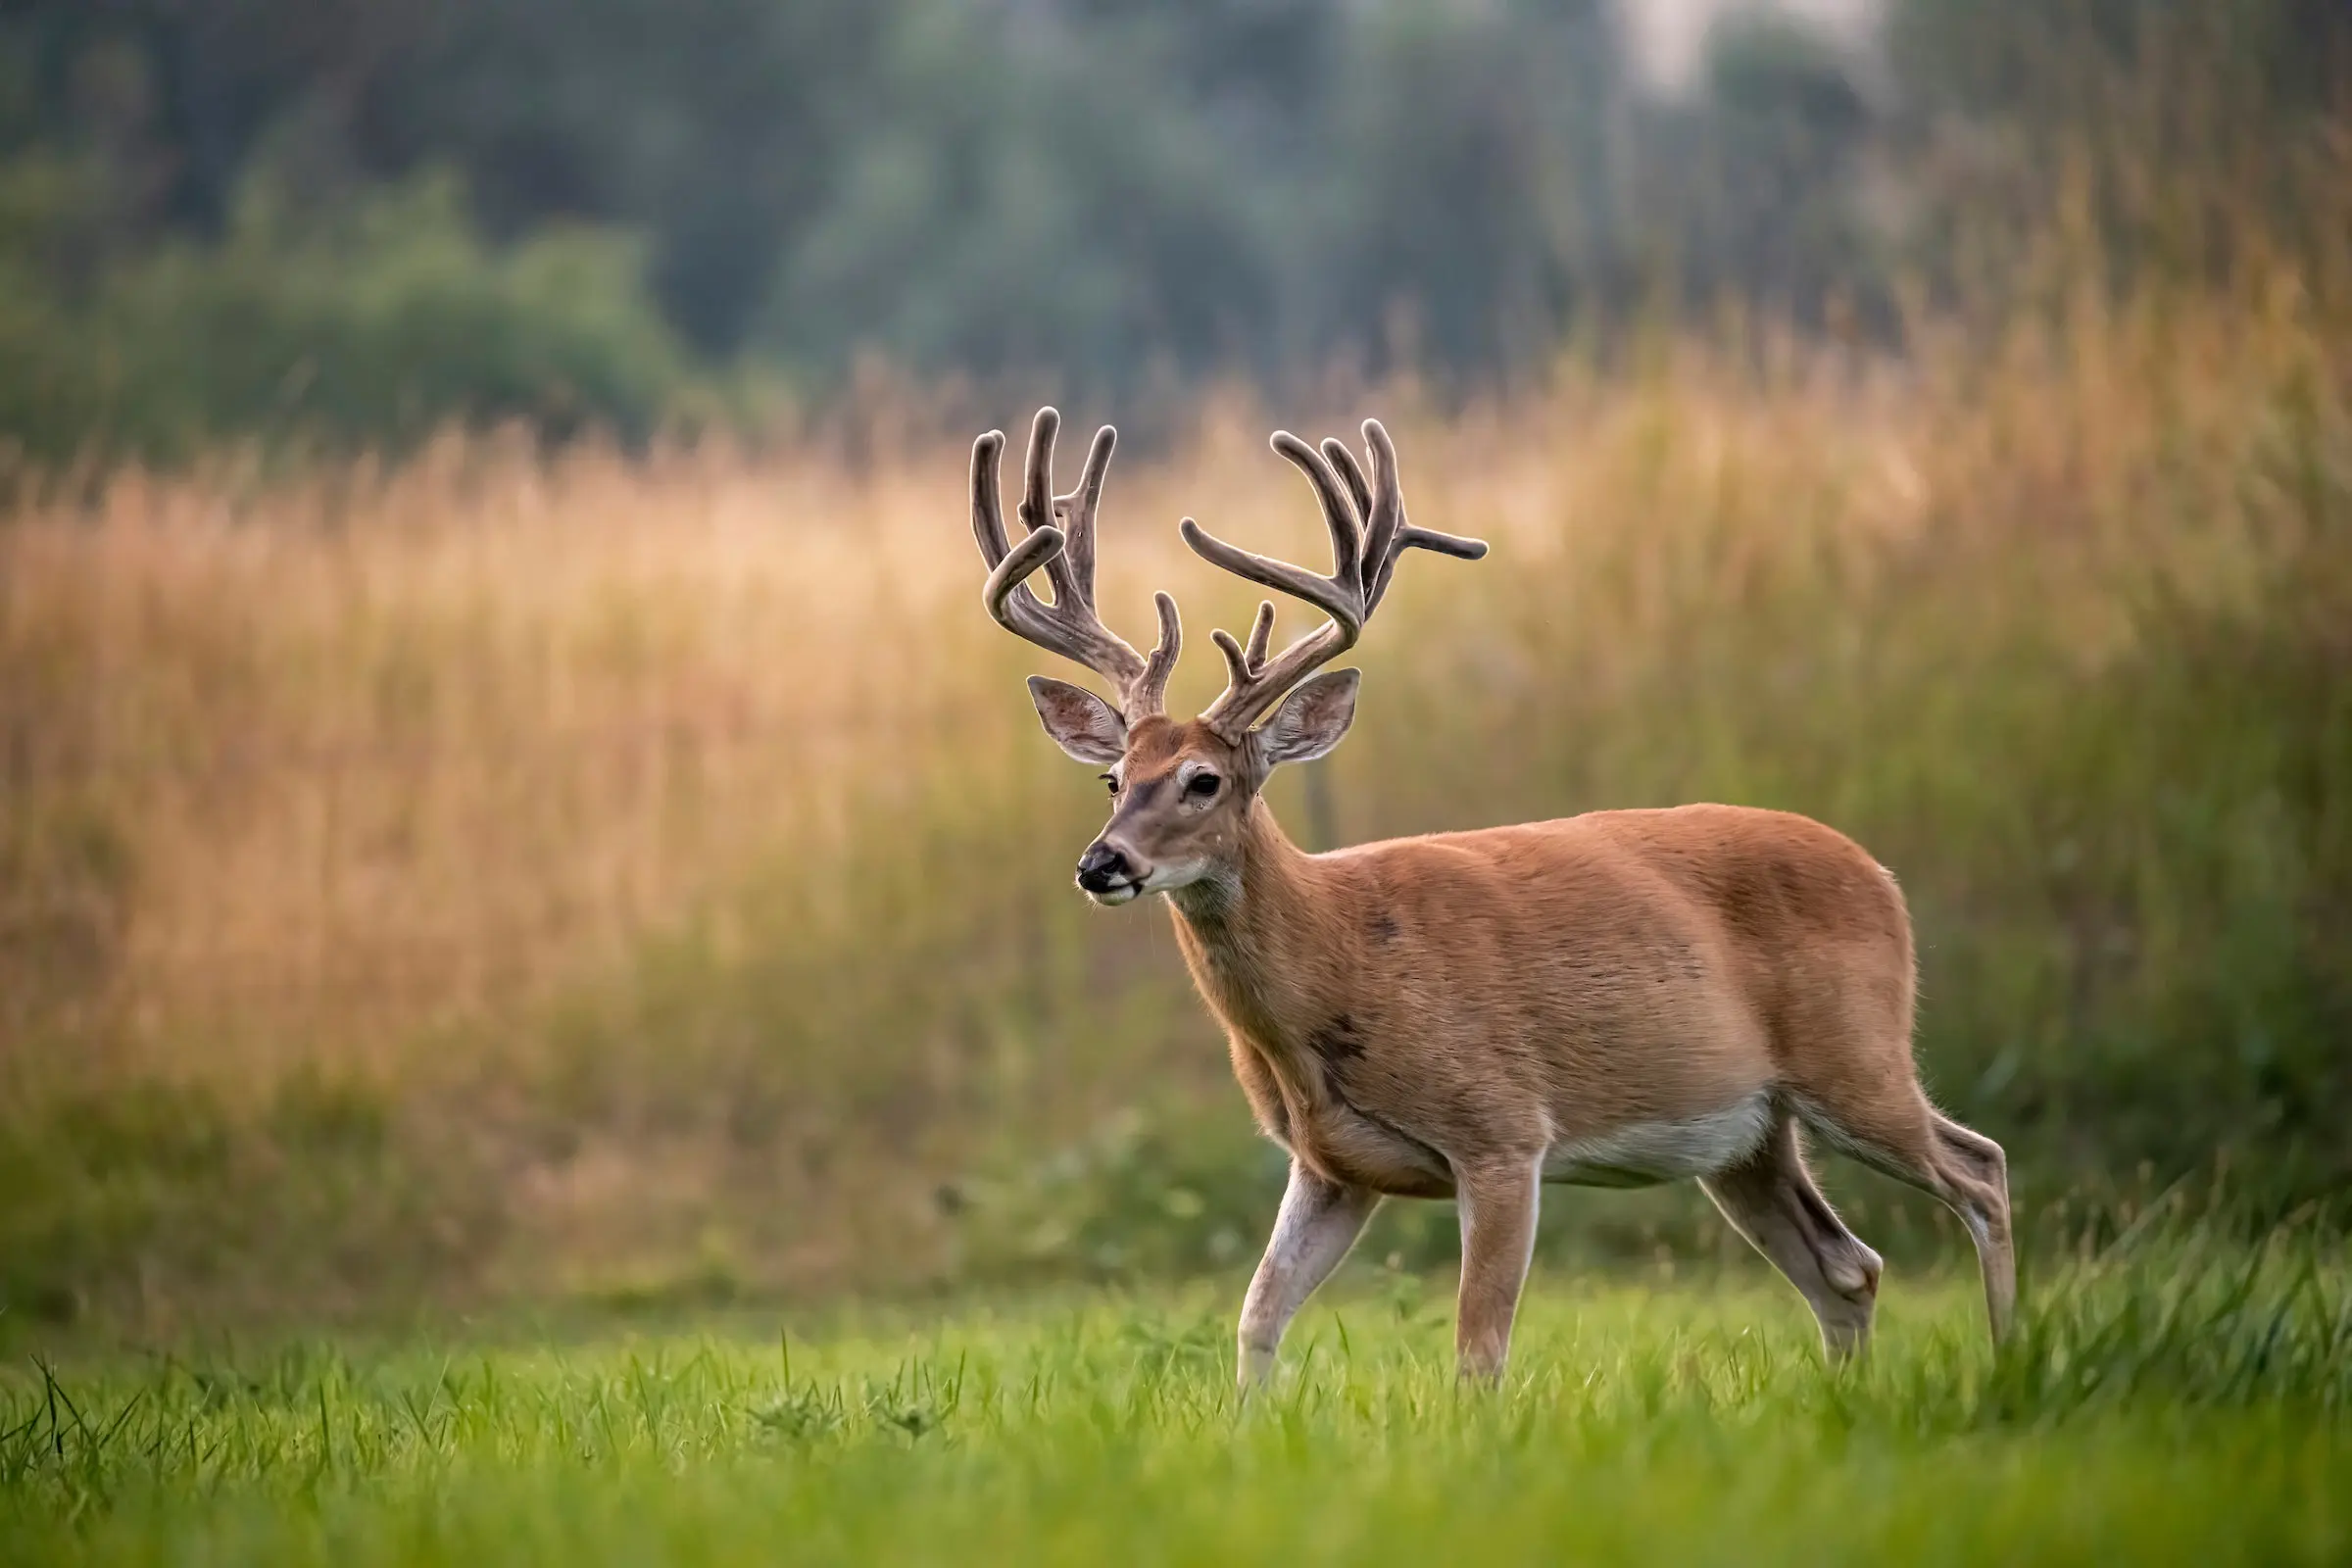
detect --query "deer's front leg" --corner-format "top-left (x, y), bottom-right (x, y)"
top-left (1453, 1157), bottom-right (1542, 1381)
top-left (1238, 1159), bottom-right (1381, 1389)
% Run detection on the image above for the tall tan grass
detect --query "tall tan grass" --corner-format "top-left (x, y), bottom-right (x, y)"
top-left (2, 274), bottom-right (2345, 1322)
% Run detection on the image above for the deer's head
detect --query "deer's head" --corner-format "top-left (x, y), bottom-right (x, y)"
top-left (970, 408), bottom-right (1487, 906)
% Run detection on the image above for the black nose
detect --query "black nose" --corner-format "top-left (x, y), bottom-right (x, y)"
top-left (1075, 842), bottom-right (1133, 894)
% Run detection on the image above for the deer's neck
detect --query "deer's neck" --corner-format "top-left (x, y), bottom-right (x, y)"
top-left (1165, 800), bottom-right (1343, 1045)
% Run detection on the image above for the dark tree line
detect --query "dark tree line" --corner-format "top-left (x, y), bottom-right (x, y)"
top-left (0, 0), bottom-right (2343, 459)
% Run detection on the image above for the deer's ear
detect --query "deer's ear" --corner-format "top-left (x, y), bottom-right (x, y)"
top-left (1027, 676), bottom-right (1127, 764)
top-left (1257, 668), bottom-right (1359, 767)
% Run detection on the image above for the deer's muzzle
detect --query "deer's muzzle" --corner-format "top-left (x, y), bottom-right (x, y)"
top-left (1075, 841), bottom-right (1142, 901)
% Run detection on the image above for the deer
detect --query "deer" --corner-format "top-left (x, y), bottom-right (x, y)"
top-left (967, 406), bottom-right (2015, 1385)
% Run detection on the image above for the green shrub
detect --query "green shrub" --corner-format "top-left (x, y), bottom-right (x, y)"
top-left (1, 171), bottom-right (702, 466)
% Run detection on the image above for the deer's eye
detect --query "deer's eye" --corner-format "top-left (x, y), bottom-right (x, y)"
top-left (1102, 773), bottom-right (1119, 796)
top-left (1186, 772), bottom-right (1221, 800)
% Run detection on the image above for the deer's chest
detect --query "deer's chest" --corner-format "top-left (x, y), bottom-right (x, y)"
top-left (1227, 1030), bottom-right (1455, 1200)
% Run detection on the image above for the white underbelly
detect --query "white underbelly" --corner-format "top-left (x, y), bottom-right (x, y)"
top-left (1542, 1092), bottom-right (1773, 1188)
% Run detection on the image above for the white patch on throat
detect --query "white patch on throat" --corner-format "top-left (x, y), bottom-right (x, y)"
top-left (1164, 864), bottom-right (1243, 919)
top-left (1542, 1092), bottom-right (1774, 1188)
top-left (1138, 858), bottom-right (1213, 896)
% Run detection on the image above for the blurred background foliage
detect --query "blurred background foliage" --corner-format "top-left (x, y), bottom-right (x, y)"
top-left (2, 0), bottom-right (2346, 463)
top-left (0, 0), bottom-right (2347, 1336)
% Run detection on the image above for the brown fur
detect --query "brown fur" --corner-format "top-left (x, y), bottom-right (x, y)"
top-left (970, 409), bottom-right (2014, 1383)
top-left (1110, 716), bottom-right (2014, 1380)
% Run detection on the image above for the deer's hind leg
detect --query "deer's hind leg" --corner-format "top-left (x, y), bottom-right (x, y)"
top-left (1700, 1113), bottom-right (1884, 1362)
top-left (1790, 1086), bottom-right (2016, 1348)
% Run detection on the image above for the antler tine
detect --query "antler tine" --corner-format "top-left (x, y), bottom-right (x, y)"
top-left (1018, 407), bottom-right (1083, 612)
top-left (1354, 421), bottom-right (1404, 611)
top-left (1273, 432), bottom-right (1365, 598)
top-left (1243, 600), bottom-right (1276, 666)
top-left (1356, 418), bottom-right (1488, 614)
top-left (1207, 600), bottom-right (1278, 693)
top-left (972, 409), bottom-right (1179, 715)
top-left (971, 428), bottom-right (1013, 566)
top-left (1178, 431), bottom-right (1368, 643)
top-left (975, 428), bottom-right (1073, 647)
top-left (1133, 591), bottom-right (1182, 716)
top-left (1057, 423), bottom-right (1116, 612)
top-left (1189, 419), bottom-right (1489, 738)
top-left (1320, 438), bottom-right (1374, 535)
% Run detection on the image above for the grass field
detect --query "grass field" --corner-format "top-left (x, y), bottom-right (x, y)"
top-left (5, 38), bottom-right (2344, 1560)
top-left (4, 1232), bottom-right (2346, 1566)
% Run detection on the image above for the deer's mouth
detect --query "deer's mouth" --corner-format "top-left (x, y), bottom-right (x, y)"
top-left (1083, 876), bottom-right (1144, 906)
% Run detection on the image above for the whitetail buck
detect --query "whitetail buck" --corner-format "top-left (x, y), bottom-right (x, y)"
top-left (969, 407), bottom-right (2015, 1384)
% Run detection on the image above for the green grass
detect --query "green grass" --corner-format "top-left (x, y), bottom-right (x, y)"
top-left (5, 1234), bottom-right (2347, 1565)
